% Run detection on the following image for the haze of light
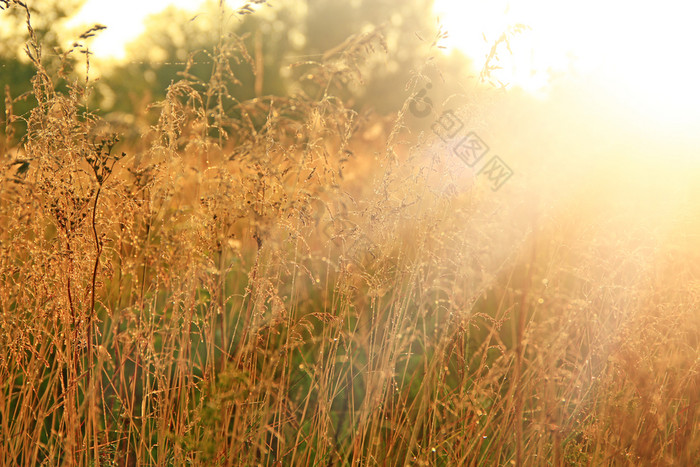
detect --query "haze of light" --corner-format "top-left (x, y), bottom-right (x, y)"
top-left (434, 0), bottom-right (700, 134)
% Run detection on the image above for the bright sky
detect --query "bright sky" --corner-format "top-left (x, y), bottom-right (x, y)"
top-left (433, 0), bottom-right (700, 129)
top-left (69, 0), bottom-right (700, 133)
top-left (68, 0), bottom-right (247, 59)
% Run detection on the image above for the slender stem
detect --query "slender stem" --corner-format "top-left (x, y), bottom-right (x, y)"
top-left (88, 183), bottom-right (103, 465)
top-left (89, 184), bottom-right (102, 343)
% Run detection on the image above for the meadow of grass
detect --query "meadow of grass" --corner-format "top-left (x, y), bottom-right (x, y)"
top-left (0, 2), bottom-right (698, 466)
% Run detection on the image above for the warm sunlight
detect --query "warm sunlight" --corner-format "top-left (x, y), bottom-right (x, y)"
top-left (2, 0), bottom-right (699, 464)
top-left (434, 0), bottom-right (700, 133)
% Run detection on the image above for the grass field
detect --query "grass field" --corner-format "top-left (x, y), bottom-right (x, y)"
top-left (1, 1), bottom-right (699, 465)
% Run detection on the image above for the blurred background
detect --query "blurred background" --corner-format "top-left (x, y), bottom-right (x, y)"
top-left (3, 0), bottom-right (699, 166)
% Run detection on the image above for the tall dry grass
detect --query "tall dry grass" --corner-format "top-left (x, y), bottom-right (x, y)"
top-left (1, 1), bottom-right (698, 465)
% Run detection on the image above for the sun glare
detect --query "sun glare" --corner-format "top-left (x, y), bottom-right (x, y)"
top-left (434, 0), bottom-right (700, 133)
